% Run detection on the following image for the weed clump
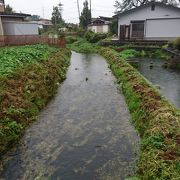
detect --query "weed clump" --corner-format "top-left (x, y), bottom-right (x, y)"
top-left (173, 37), bottom-right (180, 50)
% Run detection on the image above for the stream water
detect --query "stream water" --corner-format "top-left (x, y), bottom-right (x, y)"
top-left (0, 52), bottom-right (139, 180)
top-left (137, 58), bottom-right (180, 108)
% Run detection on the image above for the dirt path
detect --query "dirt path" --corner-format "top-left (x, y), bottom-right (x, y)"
top-left (0, 52), bottom-right (139, 180)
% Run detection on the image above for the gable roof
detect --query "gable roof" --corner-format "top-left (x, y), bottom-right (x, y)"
top-left (114, 2), bottom-right (180, 18)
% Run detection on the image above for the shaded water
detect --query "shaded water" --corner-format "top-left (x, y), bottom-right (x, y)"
top-left (137, 58), bottom-right (180, 108)
top-left (0, 52), bottom-right (139, 180)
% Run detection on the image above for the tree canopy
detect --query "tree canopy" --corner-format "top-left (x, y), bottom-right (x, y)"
top-left (79, 0), bottom-right (91, 29)
top-left (51, 2), bottom-right (65, 27)
top-left (114, 0), bottom-right (180, 13)
top-left (31, 15), bottom-right (41, 21)
top-left (5, 4), bottom-right (14, 13)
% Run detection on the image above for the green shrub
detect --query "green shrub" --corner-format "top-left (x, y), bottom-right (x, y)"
top-left (65, 36), bottom-right (78, 44)
top-left (118, 49), bottom-right (140, 60)
top-left (84, 31), bottom-right (108, 43)
top-left (68, 39), bottom-right (98, 54)
top-left (173, 37), bottom-right (180, 50)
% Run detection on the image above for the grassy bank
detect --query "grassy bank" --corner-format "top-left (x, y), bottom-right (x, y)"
top-left (99, 48), bottom-right (180, 179)
top-left (67, 37), bottom-right (99, 54)
top-left (0, 45), bottom-right (71, 156)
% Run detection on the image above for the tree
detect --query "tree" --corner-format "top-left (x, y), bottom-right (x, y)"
top-left (110, 18), bottom-right (118, 35)
top-left (51, 2), bottom-right (65, 27)
top-left (5, 4), bottom-right (14, 13)
top-left (114, 0), bottom-right (179, 13)
top-left (79, 0), bottom-right (91, 29)
top-left (31, 15), bottom-right (41, 21)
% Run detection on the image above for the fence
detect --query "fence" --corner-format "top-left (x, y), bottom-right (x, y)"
top-left (0, 35), bottom-right (66, 47)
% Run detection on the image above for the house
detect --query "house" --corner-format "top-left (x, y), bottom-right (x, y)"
top-left (0, 0), bottom-right (38, 36)
top-left (88, 16), bottom-right (111, 33)
top-left (115, 2), bottom-right (180, 40)
top-left (37, 18), bottom-right (53, 30)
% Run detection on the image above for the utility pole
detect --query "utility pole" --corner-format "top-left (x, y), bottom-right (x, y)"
top-left (89, 0), bottom-right (91, 16)
top-left (77, 0), bottom-right (80, 20)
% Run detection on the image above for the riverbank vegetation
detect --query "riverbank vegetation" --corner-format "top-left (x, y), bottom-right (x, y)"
top-left (68, 38), bottom-right (180, 179)
top-left (99, 48), bottom-right (180, 179)
top-left (67, 37), bottom-right (99, 54)
top-left (173, 37), bottom-right (180, 51)
top-left (0, 45), bottom-right (71, 156)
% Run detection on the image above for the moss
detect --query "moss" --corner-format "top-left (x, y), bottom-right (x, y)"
top-left (0, 48), bottom-right (71, 156)
top-left (99, 47), bottom-right (180, 179)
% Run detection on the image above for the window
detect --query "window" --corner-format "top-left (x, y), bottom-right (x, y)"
top-left (151, 4), bottom-right (155, 11)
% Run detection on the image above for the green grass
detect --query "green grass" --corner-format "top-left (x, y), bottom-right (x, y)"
top-left (67, 38), bottom-right (98, 54)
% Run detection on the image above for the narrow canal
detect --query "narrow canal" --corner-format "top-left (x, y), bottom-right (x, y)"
top-left (0, 52), bottom-right (139, 180)
top-left (137, 58), bottom-right (180, 108)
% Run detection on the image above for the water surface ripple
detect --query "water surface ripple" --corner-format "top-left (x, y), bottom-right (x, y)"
top-left (0, 52), bottom-right (139, 180)
top-left (137, 58), bottom-right (180, 108)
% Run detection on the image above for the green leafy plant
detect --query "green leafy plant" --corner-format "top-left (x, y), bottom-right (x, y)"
top-left (173, 37), bottom-right (180, 50)
top-left (0, 46), bottom-right (71, 156)
top-left (118, 49), bottom-right (140, 60)
top-left (0, 45), bottom-right (58, 77)
top-left (84, 31), bottom-right (108, 43)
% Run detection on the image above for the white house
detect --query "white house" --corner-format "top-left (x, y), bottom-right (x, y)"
top-left (115, 2), bottom-right (180, 40)
top-left (88, 16), bottom-right (111, 33)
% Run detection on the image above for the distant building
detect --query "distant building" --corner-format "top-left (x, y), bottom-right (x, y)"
top-left (115, 2), bottom-right (180, 40)
top-left (0, 0), bottom-right (38, 36)
top-left (37, 19), bottom-right (53, 30)
top-left (88, 16), bottom-right (111, 33)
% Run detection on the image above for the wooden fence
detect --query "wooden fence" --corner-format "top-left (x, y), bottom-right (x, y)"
top-left (0, 35), bottom-right (66, 47)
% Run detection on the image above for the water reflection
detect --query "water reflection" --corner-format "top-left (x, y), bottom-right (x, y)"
top-left (137, 58), bottom-right (180, 108)
top-left (0, 52), bottom-right (139, 180)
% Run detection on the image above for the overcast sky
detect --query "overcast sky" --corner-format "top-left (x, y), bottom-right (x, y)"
top-left (5, 0), bottom-right (115, 23)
